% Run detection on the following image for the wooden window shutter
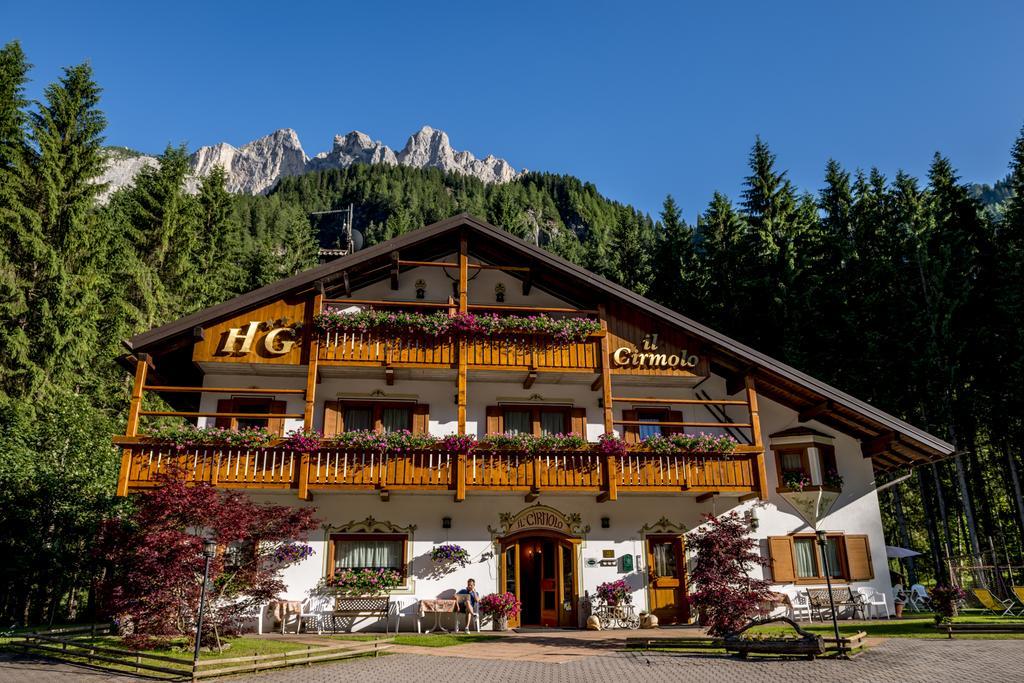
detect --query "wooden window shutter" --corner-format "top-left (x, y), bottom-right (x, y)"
top-left (412, 404), bottom-right (430, 435)
top-left (622, 409), bottom-right (639, 444)
top-left (767, 536), bottom-right (796, 582)
top-left (844, 535), bottom-right (874, 580)
top-left (486, 406), bottom-right (503, 435)
top-left (215, 399), bottom-right (234, 429)
top-left (570, 407), bottom-right (587, 437)
top-left (322, 400), bottom-right (342, 437)
top-left (268, 400), bottom-right (287, 436)
top-left (666, 410), bottom-right (683, 435)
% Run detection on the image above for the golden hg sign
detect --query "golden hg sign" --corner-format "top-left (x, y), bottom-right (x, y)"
top-left (219, 321), bottom-right (297, 356)
top-left (612, 334), bottom-right (699, 369)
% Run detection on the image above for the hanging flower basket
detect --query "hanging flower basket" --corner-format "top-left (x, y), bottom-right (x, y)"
top-left (430, 543), bottom-right (471, 568)
top-left (271, 543), bottom-right (315, 564)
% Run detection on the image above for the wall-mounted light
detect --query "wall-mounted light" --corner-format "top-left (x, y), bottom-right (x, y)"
top-left (745, 508), bottom-right (759, 532)
top-left (494, 282), bottom-right (506, 303)
top-left (601, 517), bottom-right (610, 529)
top-left (442, 516), bottom-right (452, 529)
top-left (415, 279), bottom-right (427, 300)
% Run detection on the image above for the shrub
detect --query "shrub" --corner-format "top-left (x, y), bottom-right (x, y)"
top-left (930, 584), bottom-right (967, 625)
top-left (687, 512), bottom-right (771, 637)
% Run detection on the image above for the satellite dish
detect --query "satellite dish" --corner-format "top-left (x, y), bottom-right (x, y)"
top-left (350, 229), bottom-right (364, 252)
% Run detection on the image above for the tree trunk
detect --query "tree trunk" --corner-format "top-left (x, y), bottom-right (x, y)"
top-left (917, 468), bottom-right (943, 581)
top-left (892, 484), bottom-right (917, 584)
top-left (1004, 443), bottom-right (1024, 558)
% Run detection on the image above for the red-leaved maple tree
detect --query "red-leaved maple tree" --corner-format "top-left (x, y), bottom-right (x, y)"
top-left (96, 475), bottom-right (318, 648)
top-left (687, 511), bottom-right (771, 636)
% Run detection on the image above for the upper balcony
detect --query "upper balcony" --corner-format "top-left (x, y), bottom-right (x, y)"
top-left (112, 438), bottom-right (764, 501)
top-left (315, 299), bottom-right (603, 375)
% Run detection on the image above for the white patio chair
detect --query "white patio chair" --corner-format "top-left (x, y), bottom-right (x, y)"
top-left (909, 583), bottom-right (931, 612)
top-left (454, 593), bottom-right (481, 633)
top-left (784, 588), bottom-right (812, 622)
top-left (856, 587), bottom-right (891, 619)
top-left (298, 593), bottom-right (335, 634)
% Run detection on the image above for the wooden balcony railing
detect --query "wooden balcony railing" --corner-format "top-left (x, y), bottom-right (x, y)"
top-left (114, 440), bottom-right (762, 499)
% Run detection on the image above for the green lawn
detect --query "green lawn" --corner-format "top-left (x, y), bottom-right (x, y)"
top-left (744, 611), bottom-right (1024, 640)
top-left (327, 633), bottom-right (502, 647)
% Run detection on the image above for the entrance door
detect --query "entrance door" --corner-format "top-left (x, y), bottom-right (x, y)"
top-left (500, 535), bottom-right (577, 628)
top-left (646, 535), bottom-right (689, 624)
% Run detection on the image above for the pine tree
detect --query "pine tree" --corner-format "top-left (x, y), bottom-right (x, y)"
top-left (0, 40), bottom-right (38, 399)
top-left (23, 63), bottom-right (108, 397)
top-left (650, 195), bottom-right (697, 313)
top-left (608, 208), bottom-right (655, 295)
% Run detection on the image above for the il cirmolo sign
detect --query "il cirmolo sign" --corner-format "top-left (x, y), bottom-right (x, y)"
top-left (219, 320), bottom-right (298, 356)
top-left (611, 334), bottom-right (699, 370)
top-left (490, 504), bottom-right (589, 538)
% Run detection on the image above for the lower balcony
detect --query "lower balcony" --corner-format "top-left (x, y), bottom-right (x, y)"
top-left (114, 440), bottom-right (764, 500)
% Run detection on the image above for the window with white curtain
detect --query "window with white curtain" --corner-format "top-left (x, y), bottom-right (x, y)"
top-left (540, 410), bottom-right (566, 435)
top-left (504, 409), bottom-right (531, 435)
top-left (381, 407), bottom-right (411, 432)
top-left (332, 537), bottom-right (404, 573)
top-left (794, 538), bottom-right (818, 578)
top-left (343, 407), bottom-right (373, 431)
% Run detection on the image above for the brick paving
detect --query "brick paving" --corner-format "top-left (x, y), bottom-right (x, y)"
top-left (4, 638), bottom-right (1024, 682)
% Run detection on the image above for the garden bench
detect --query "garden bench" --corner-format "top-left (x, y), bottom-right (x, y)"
top-left (806, 587), bottom-right (863, 621)
top-left (303, 596), bottom-right (394, 635)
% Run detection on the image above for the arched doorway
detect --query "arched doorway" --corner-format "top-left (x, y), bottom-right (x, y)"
top-left (491, 504), bottom-right (587, 629)
top-left (499, 532), bottom-right (578, 628)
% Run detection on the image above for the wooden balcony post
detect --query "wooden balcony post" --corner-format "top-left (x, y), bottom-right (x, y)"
top-left (597, 305), bottom-right (613, 434)
top-left (527, 456), bottom-right (542, 502)
top-left (303, 292), bottom-right (323, 430)
top-left (456, 234), bottom-right (468, 435)
top-left (117, 355), bottom-right (149, 497)
top-left (598, 455), bottom-right (618, 503)
top-left (455, 452), bottom-right (467, 502)
top-left (744, 374), bottom-right (769, 499)
top-left (298, 453), bottom-right (311, 501)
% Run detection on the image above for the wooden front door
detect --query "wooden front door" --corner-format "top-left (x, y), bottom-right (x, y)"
top-left (646, 535), bottom-right (689, 624)
top-left (500, 535), bottom-right (577, 628)
top-left (500, 542), bottom-right (521, 628)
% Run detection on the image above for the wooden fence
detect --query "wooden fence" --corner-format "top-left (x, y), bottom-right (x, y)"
top-left (14, 624), bottom-right (393, 679)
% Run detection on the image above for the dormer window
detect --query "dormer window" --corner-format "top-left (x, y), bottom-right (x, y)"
top-left (770, 427), bottom-right (841, 492)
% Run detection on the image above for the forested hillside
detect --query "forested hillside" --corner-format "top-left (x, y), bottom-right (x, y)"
top-left (2, 40), bottom-right (1024, 624)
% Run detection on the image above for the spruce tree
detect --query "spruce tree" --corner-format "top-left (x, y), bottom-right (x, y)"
top-left (651, 195), bottom-right (697, 313)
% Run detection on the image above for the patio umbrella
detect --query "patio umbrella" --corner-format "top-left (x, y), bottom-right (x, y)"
top-left (886, 545), bottom-right (922, 559)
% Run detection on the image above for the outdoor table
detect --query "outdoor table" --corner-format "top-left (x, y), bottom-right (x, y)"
top-left (418, 599), bottom-right (458, 633)
top-left (757, 591), bottom-right (789, 618)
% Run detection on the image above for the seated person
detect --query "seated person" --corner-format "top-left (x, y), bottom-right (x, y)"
top-left (456, 578), bottom-right (480, 629)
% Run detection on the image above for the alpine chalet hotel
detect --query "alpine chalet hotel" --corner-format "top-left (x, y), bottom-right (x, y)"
top-left (114, 214), bottom-right (953, 630)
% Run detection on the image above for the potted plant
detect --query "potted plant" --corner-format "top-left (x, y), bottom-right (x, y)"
top-left (595, 579), bottom-right (631, 606)
top-left (479, 592), bottom-right (521, 631)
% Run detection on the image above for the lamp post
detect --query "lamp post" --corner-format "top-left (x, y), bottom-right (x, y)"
top-left (193, 539), bottom-right (217, 667)
top-left (778, 482), bottom-right (846, 659)
top-left (816, 529), bottom-right (844, 657)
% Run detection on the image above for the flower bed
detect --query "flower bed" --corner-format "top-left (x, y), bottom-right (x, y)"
top-left (322, 568), bottom-right (403, 595)
top-left (313, 309), bottom-right (601, 343)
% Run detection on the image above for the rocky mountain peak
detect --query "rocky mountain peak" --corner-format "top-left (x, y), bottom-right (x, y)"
top-left (100, 125), bottom-right (519, 200)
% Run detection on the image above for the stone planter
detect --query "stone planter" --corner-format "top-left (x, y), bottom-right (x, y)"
top-left (491, 615), bottom-right (509, 631)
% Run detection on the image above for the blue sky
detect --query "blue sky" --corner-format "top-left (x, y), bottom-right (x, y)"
top-left (3, 1), bottom-right (1022, 217)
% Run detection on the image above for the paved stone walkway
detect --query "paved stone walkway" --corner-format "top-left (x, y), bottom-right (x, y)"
top-left (4, 638), bottom-right (1024, 682)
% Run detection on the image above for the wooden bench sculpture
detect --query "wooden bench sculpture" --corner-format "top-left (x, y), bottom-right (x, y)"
top-left (724, 617), bottom-right (826, 660)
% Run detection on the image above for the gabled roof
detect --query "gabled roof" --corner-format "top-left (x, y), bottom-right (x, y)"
top-left (126, 213), bottom-right (954, 469)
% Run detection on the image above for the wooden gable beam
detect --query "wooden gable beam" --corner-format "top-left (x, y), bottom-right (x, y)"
top-left (522, 270), bottom-right (533, 296)
top-left (390, 252), bottom-right (400, 290)
top-left (696, 492), bottom-right (717, 503)
top-left (523, 368), bottom-right (537, 390)
top-left (799, 400), bottom-right (834, 423)
top-left (861, 432), bottom-right (897, 457)
top-left (725, 366), bottom-right (756, 396)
